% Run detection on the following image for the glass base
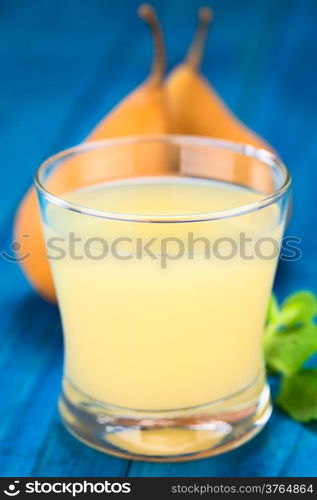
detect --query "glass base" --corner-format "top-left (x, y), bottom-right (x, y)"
top-left (59, 377), bottom-right (272, 462)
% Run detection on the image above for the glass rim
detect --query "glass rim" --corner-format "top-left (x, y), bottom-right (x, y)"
top-left (35, 134), bottom-right (291, 223)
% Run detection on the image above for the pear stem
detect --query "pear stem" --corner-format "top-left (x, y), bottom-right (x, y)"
top-left (138, 4), bottom-right (166, 84)
top-left (186, 7), bottom-right (213, 71)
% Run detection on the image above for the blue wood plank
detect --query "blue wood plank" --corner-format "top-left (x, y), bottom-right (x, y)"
top-left (29, 418), bottom-right (128, 478)
top-left (0, 0), bottom-right (316, 477)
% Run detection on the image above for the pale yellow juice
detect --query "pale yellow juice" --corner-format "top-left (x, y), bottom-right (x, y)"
top-left (45, 177), bottom-right (282, 411)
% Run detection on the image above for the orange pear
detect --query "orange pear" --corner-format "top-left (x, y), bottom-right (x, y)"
top-left (165, 7), bottom-right (269, 147)
top-left (14, 4), bottom-right (169, 302)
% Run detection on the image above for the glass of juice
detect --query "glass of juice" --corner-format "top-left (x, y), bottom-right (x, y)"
top-left (35, 136), bottom-right (291, 461)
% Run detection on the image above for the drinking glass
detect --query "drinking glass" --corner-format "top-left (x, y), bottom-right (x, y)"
top-left (35, 136), bottom-right (291, 461)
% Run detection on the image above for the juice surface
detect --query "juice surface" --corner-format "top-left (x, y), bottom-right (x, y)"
top-left (45, 177), bottom-right (283, 410)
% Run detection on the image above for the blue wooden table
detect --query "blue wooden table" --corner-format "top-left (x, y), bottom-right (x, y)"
top-left (0, 0), bottom-right (317, 477)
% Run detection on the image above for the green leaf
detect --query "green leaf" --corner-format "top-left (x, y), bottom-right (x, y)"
top-left (277, 369), bottom-right (317, 422)
top-left (265, 324), bottom-right (317, 375)
top-left (265, 291), bottom-right (317, 423)
top-left (266, 294), bottom-right (280, 325)
top-left (279, 291), bottom-right (317, 327)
